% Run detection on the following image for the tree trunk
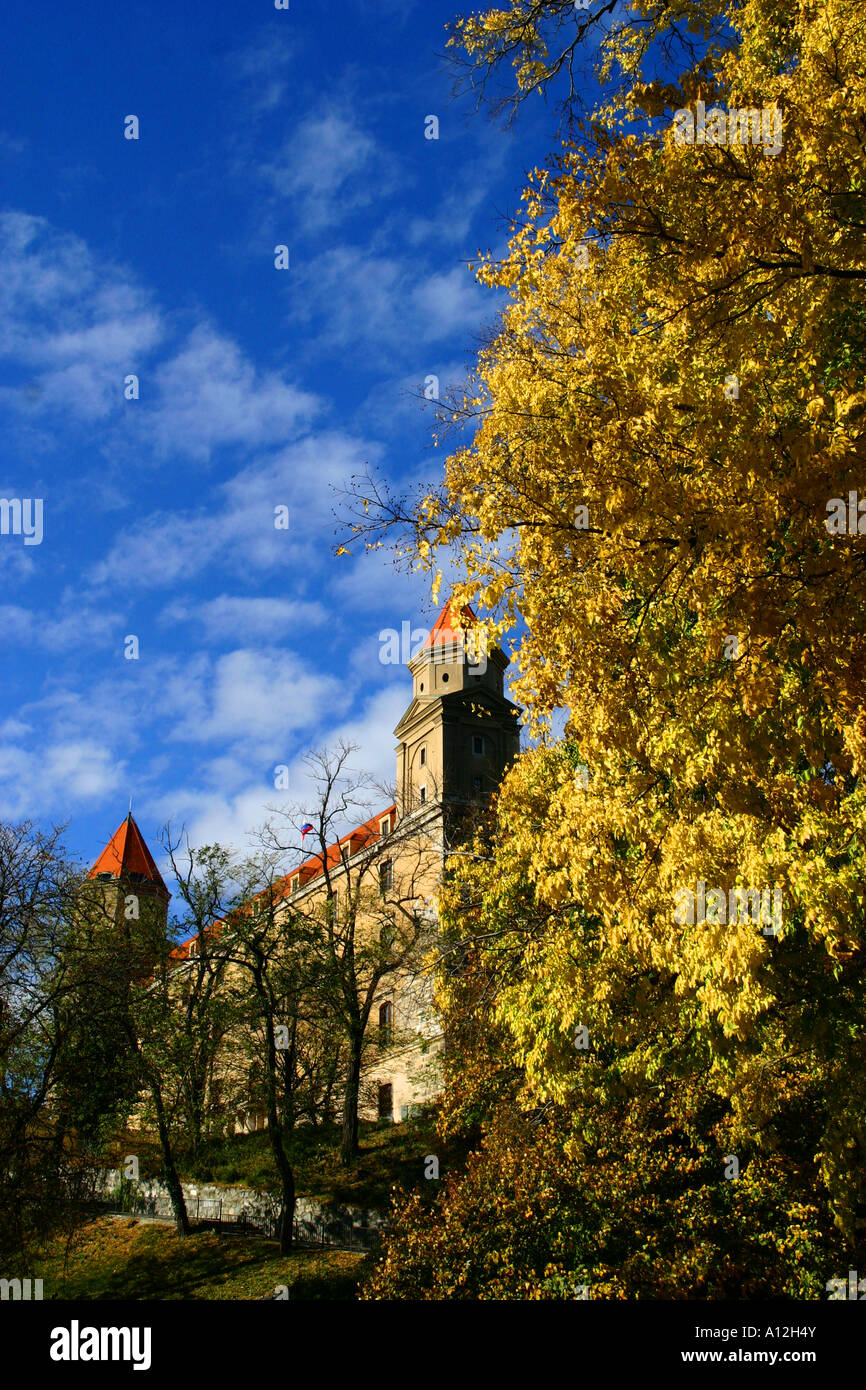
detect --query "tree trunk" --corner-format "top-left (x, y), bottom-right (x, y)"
top-left (271, 1143), bottom-right (296, 1256)
top-left (260, 984), bottom-right (296, 1253)
top-left (149, 1076), bottom-right (190, 1237)
top-left (264, 1091), bottom-right (296, 1253)
top-left (339, 1035), bottom-right (363, 1166)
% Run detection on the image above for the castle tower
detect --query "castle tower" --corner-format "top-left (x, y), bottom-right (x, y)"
top-left (393, 599), bottom-right (521, 826)
top-left (84, 813), bottom-right (170, 938)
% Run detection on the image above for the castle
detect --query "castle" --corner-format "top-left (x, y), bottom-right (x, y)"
top-left (85, 600), bottom-right (521, 1130)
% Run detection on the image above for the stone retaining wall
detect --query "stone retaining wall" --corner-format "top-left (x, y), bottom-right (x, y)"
top-left (93, 1169), bottom-right (387, 1240)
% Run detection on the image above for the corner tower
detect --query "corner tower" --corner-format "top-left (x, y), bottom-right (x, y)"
top-left (393, 600), bottom-right (521, 821)
top-left (85, 812), bottom-right (170, 933)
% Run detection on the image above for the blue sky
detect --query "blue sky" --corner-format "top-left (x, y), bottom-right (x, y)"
top-left (0, 0), bottom-right (554, 892)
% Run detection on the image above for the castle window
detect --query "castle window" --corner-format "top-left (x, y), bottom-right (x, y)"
top-left (379, 814), bottom-right (392, 837)
top-left (419, 682), bottom-right (424, 692)
top-left (379, 1001), bottom-right (393, 1046)
top-left (291, 873), bottom-right (300, 892)
top-left (379, 859), bottom-right (393, 895)
top-left (472, 735), bottom-right (484, 756)
top-left (473, 776), bottom-right (482, 795)
top-left (419, 746), bottom-right (426, 766)
top-left (378, 1083), bottom-right (393, 1120)
top-left (441, 672), bottom-right (449, 683)
top-left (419, 785), bottom-right (427, 805)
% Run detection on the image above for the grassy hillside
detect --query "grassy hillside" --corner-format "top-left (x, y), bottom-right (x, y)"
top-left (35, 1217), bottom-right (366, 1300)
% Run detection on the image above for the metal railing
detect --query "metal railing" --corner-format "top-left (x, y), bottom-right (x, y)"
top-left (290, 1217), bottom-right (387, 1252)
top-left (102, 1189), bottom-right (271, 1234)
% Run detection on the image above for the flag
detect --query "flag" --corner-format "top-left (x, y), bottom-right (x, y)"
top-left (301, 823), bottom-right (314, 840)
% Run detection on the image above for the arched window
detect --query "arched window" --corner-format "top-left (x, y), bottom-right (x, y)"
top-left (379, 1000), bottom-right (393, 1046)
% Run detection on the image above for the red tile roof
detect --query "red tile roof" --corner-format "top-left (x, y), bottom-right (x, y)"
top-left (283, 804), bottom-right (396, 887)
top-left (170, 804), bottom-right (397, 961)
top-left (88, 813), bottom-right (169, 895)
top-left (422, 599), bottom-right (478, 650)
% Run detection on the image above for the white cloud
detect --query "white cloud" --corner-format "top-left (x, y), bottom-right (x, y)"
top-left (227, 31), bottom-right (297, 116)
top-left (328, 683), bottom-right (408, 795)
top-left (160, 594), bottom-right (328, 643)
top-left (148, 783), bottom-right (280, 862)
top-left (404, 140), bottom-right (512, 249)
top-left (0, 638), bottom-right (352, 827)
top-left (353, 357), bottom-right (470, 437)
top-left (0, 215), bottom-right (319, 462)
top-left (0, 602), bottom-right (123, 652)
top-left (413, 266), bottom-right (491, 341)
top-left (0, 737), bottom-right (123, 819)
top-left (262, 109), bottom-right (383, 232)
top-left (0, 212), bottom-right (163, 421)
top-left (140, 682), bottom-right (407, 861)
top-left (90, 431), bottom-right (378, 590)
top-left (331, 546), bottom-right (430, 621)
top-left (167, 647), bottom-right (346, 750)
top-left (289, 247), bottom-right (492, 352)
top-left (146, 324), bottom-right (320, 462)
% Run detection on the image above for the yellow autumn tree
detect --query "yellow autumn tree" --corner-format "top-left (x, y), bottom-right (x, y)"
top-left (447, 0), bottom-right (738, 127)
top-left (355, 0), bottom-right (866, 1289)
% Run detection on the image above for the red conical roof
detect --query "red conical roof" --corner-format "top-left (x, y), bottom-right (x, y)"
top-left (88, 813), bottom-right (168, 895)
top-left (422, 599), bottom-right (478, 650)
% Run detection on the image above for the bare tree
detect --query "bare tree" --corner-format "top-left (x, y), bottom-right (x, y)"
top-left (0, 821), bottom-right (138, 1262)
top-left (218, 856), bottom-right (311, 1254)
top-left (261, 742), bottom-right (442, 1166)
top-left (156, 833), bottom-right (239, 1159)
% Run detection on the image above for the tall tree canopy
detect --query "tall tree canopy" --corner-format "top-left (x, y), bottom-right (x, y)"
top-left (362, 0), bottom-right (866, 1296)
